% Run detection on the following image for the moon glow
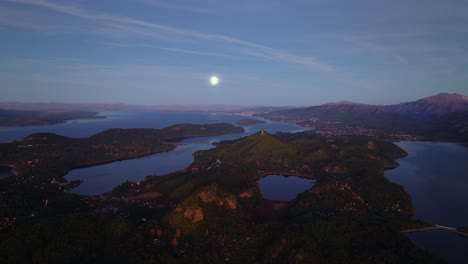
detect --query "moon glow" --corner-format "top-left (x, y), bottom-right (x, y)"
top-left (210, 76), bottom-right (219, 86)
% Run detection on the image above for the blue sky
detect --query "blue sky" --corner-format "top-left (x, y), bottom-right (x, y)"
top-left (1, 0), bottom-right (467, 106)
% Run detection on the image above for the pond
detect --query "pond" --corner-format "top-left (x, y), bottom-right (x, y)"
top-left (0, 165), bottom-right (13, 180)
top-left (257, 175), bottom-right (314, 200)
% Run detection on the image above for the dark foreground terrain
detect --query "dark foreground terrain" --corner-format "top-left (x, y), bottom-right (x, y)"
top-left (0, 125), bottom-right (443, 263)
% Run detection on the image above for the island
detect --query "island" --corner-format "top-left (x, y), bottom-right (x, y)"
top-left (234, 118), bottom-right (266, 126)
top-left (0, 127), bottom-right (445, 263)
top-left (0, 109), bottom-right (105, 127)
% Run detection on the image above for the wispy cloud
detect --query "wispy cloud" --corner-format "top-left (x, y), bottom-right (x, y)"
top-left (137, 0), bottom-right (214, 13)
top-left (3, 0), bottom-right (333, 71)
top-left (101, 41), bottom-right (251, 60)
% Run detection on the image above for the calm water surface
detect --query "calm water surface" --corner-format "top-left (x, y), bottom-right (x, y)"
top-left (66, 144), bottom-right (214, 195)
top-left (406, 229), bottom-right (468, 264)
top-left (257, 175), bottom-right (314, 200)
top-left (385, 142), bottom-right (468, 227)
top-left (0, 166), bottom-right (12, 180)
top-left (385, 142), bottom-right (468, 263)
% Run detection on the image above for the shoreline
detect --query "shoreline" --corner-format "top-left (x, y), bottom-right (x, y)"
top-left (258, 116), bottom-right (468, 145)
top-left (0, 164), bottom-right (18, 177)
top-left (401, 225), bottom-right (468, 237)
top-left (68, 145), bottom-right (177, 171)
top-left (258, 171), bottom-right (315, 180)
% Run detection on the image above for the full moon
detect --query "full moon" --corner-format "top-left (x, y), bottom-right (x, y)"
top-left (209, 76), bottom-right (219, 86)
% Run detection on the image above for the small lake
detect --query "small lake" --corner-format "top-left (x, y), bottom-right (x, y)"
top-left (385, 142), bottom-right (468, 264)
top-left (0, 165), bottom-right (13, 180)
top-left (257, 175), bottom-right (314, 200)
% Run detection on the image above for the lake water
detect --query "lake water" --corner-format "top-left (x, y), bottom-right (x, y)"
top-left (385, 142), bottom-right (468, 227)
top-left (385, 142), bottom-right (468, 264)
top-left (257, 175), bottom-right (314, 200)
top-left (65, 144), bottom-right (214, 195)
top-left (0, 111), bottom-right (305, 194)
top-left (0, 165), bottom-right (12, 180)
top-left (406, 229), bottom-right (468, 264)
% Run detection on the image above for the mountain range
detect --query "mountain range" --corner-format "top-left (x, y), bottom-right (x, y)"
top-left (1, 93), bottom-right (466, 119)
top-left (260, 93), bottom-right (468, 143)
top-left (262, 93), bottom-right (468, 122)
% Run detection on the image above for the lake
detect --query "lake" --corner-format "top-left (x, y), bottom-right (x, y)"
top-left (385, 142), bottom-right (468, 264)
top-left (65, 143), bottom-right (214, 195)
top-left (0, 111), bottom-right (305, 194)
top-left (257, 175), bottom-right (314, 200)
top-left (385, 142), bottom-right (468, 227)
top-left (406, 229), bottom-right (468, 264)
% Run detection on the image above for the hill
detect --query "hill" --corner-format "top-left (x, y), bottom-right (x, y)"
top-left (105, 131), bottom-right (429, 262)
top-left (385, 93), bottom-right (468, 119)
top-left (263, 93), bottom-right (467, 122)
top-left (265, 103), bottom-right (401, 123)
top-left (260, 93), bottom-right (468, 142)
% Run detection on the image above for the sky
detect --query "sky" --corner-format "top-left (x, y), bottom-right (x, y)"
top-left (1, 0), bottom-right (468, 106)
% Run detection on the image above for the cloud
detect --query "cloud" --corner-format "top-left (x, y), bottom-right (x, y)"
top-left (101, 42), bottom-right (250, 60)
top-left (3, 0), bottom-right (333, 71)
top-left (137, 0), bottom-right (214, 13)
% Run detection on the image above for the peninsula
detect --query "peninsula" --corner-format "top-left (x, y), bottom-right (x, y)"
top-left (234, 118), bottom-right (267, 126)
top-left (0, 127), bottom-right (444, 263)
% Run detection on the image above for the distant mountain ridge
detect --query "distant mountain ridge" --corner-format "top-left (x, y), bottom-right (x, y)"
top-left (0, 102), bottom-right (295, 113)
top-left (263, 93), bottom-right (468, 122)
top-left (384, 93), bottom-right (468, 118)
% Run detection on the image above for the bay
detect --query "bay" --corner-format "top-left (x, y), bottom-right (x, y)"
top-left (385, 142), bottom-right (468, 263)
top-left (385, 142), bottom-right (468, 227)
